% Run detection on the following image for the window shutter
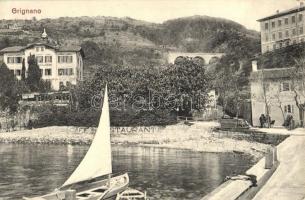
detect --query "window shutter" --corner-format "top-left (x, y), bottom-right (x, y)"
top-left (292, 105), bottom-right (294, 113)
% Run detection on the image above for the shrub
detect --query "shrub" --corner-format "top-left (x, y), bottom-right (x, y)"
top-left (33, 107), bottom-right (176, 128)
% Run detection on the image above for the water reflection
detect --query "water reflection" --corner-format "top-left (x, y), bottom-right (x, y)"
top-left (67, 144), bottom-right (74, 163)
top-left (0, 144), bottom-right (254, 200)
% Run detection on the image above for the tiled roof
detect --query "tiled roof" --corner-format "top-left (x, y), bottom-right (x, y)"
top-left (0, 46), bottom-right (25, 53)
top-left (257, 6), bottom-right (305, 22)
top-left (0, 43), bottom-right (83, 54)
top-left (250, 68), bottom-right (297, 80)
top-left (25, 42), bottom-right (57, 50)
top-left (58, 46), bottom-right (82, 52)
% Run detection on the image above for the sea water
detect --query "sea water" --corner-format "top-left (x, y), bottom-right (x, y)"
top-left (0, 144), bottom-right (254, 200)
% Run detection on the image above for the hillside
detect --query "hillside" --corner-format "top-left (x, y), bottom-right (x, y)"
top-left (0, 16), bottom-right (260, 77)
top-left (134, 15), bottom-right (260, 53)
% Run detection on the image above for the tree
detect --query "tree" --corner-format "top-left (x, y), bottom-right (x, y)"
top-left (0, 63), bottom-right (19, 114)
top-left (74, 57), bottom-right (209, 121)
top-left (261, 67), bottom-right (271, 128)
top-left (27, 55), bottom-right (41, 92)
top-left (21, 58), bottom-right (26, 81)
top-left (166, 57), bottom-right (208, 115)
top-left (291, 58), bottom-right (305, 127)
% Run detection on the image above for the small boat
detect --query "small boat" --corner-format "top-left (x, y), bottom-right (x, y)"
top-left (116, 188), bottom-right (148, 200)
top-left (24, 85), bottom-right (129, 200)
top-left (233, 150), bottom-right (244, 154)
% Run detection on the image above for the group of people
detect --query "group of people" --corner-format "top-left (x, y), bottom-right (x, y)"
top-left (259, 114), bottom-right (273, 128)
top-left (259, 113), bottom-right (294, 129)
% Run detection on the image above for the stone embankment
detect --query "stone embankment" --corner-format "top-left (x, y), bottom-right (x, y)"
top-left (201, 128), bottom-right (305, 200)
top-left (0, 122), bottom-right (272, 160)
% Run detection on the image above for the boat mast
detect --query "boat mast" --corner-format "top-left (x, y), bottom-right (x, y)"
top-left (106, 84), bottom-right (112, 188)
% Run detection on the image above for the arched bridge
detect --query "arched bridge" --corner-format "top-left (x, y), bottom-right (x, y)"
top-left (167, 52), bottom-right (225, 65)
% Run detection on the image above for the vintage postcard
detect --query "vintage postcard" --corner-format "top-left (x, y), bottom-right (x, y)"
top-left (0, 0), bottom-right (304, 200)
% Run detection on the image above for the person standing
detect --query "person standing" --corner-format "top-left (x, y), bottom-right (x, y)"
top-left (259, 114), bottom-right (266, 128)
top-left (266, 114), bottom-right (271, 128)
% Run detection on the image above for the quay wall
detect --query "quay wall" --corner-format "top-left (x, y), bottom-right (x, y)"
top-left (201, 133), bottom-right (292, 200)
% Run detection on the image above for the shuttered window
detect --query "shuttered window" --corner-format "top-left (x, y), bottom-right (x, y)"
top-left (280, 82), bottom-right (290, 92)
top-left (58, 68), bottom-right (74, 76)
top-left (58, 55), bottom-right (73, 63)
top-left (284, 105), bottom-right (294, 113)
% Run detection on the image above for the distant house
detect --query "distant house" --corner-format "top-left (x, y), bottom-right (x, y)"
top-left (206, 90), bottom-right (218, 110)
top-left (0, 29), bottom-right (84, 91)
top-left (249, 61), bottom-right (305, 127)
top-left (20, 91), bottom-right (71, 107)
top-left (8, 23), bottom-right (22, 30)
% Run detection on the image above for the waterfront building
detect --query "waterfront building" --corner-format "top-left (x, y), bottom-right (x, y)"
top-left (0, 29), bottom-right (84, 90)
top-left (258, 2), bottom-right (305, 53)
top-left (249, 61), bottom-right (305, 127)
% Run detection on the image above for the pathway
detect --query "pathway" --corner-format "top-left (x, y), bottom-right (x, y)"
top-left (252, 128), bottom-right (305, 200)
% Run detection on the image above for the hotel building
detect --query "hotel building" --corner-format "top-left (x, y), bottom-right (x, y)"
top-left (258, 2), bottom-right (305, 53)
top-left (0, 29), bottom-right (84, 90)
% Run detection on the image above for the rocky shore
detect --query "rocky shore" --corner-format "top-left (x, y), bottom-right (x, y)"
top-left (0, 122), bottom-right (270, 160)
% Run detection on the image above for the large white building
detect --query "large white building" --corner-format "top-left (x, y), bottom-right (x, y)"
top-left (0, 29), bottom-right (84, 90)
top-left (258, 2), bottom-right (305, 53)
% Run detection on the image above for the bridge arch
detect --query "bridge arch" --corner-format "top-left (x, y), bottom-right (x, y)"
top-left (168, 52), bottom-right (224, 65)
top-left (209, 56), bottom-right (220, 64)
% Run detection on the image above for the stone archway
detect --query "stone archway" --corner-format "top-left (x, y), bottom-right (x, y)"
top-left (193, 56), bottom-right (206, 66)
top-left (209, 56), bottom-right (220, 64)
top-left (168, 52), bottom-right (225, 64)
top-left (174, 56), bottom-right (186, 65)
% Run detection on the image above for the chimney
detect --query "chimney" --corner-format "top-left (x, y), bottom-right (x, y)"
top-left (276, 10), bottom-right (280, 14)
top-left (252, 60), bottom-right (258, 72)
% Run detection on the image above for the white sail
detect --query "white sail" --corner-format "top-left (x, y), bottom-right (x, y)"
top-left (62, 86), bottom-right (112, 187)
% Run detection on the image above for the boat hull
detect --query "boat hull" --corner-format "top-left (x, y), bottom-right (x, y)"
top-left (23, 173), bottom-right (129, 200)
top-left (116, 188), bottom-right (148, 200)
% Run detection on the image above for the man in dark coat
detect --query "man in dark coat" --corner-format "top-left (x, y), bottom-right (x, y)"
top-left (259, 114), bottom-right (266, 128)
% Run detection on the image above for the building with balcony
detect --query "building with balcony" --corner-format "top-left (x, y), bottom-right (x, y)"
top-left (0, 29), bottom-right (84, 90)
top-left (258, 2), bottom-right (305, 53)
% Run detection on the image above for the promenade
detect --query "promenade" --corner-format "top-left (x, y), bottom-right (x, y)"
top-left (252, 128), bottom-right (305, 200)
top-left (202, 127), bottom-right (305, 200)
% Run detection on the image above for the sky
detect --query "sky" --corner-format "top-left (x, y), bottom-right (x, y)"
top-left (0, 0), bottom-right (303, 31)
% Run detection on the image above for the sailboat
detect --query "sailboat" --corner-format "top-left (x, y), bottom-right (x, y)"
top-left (24, 85), bottom-right (129, 200)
